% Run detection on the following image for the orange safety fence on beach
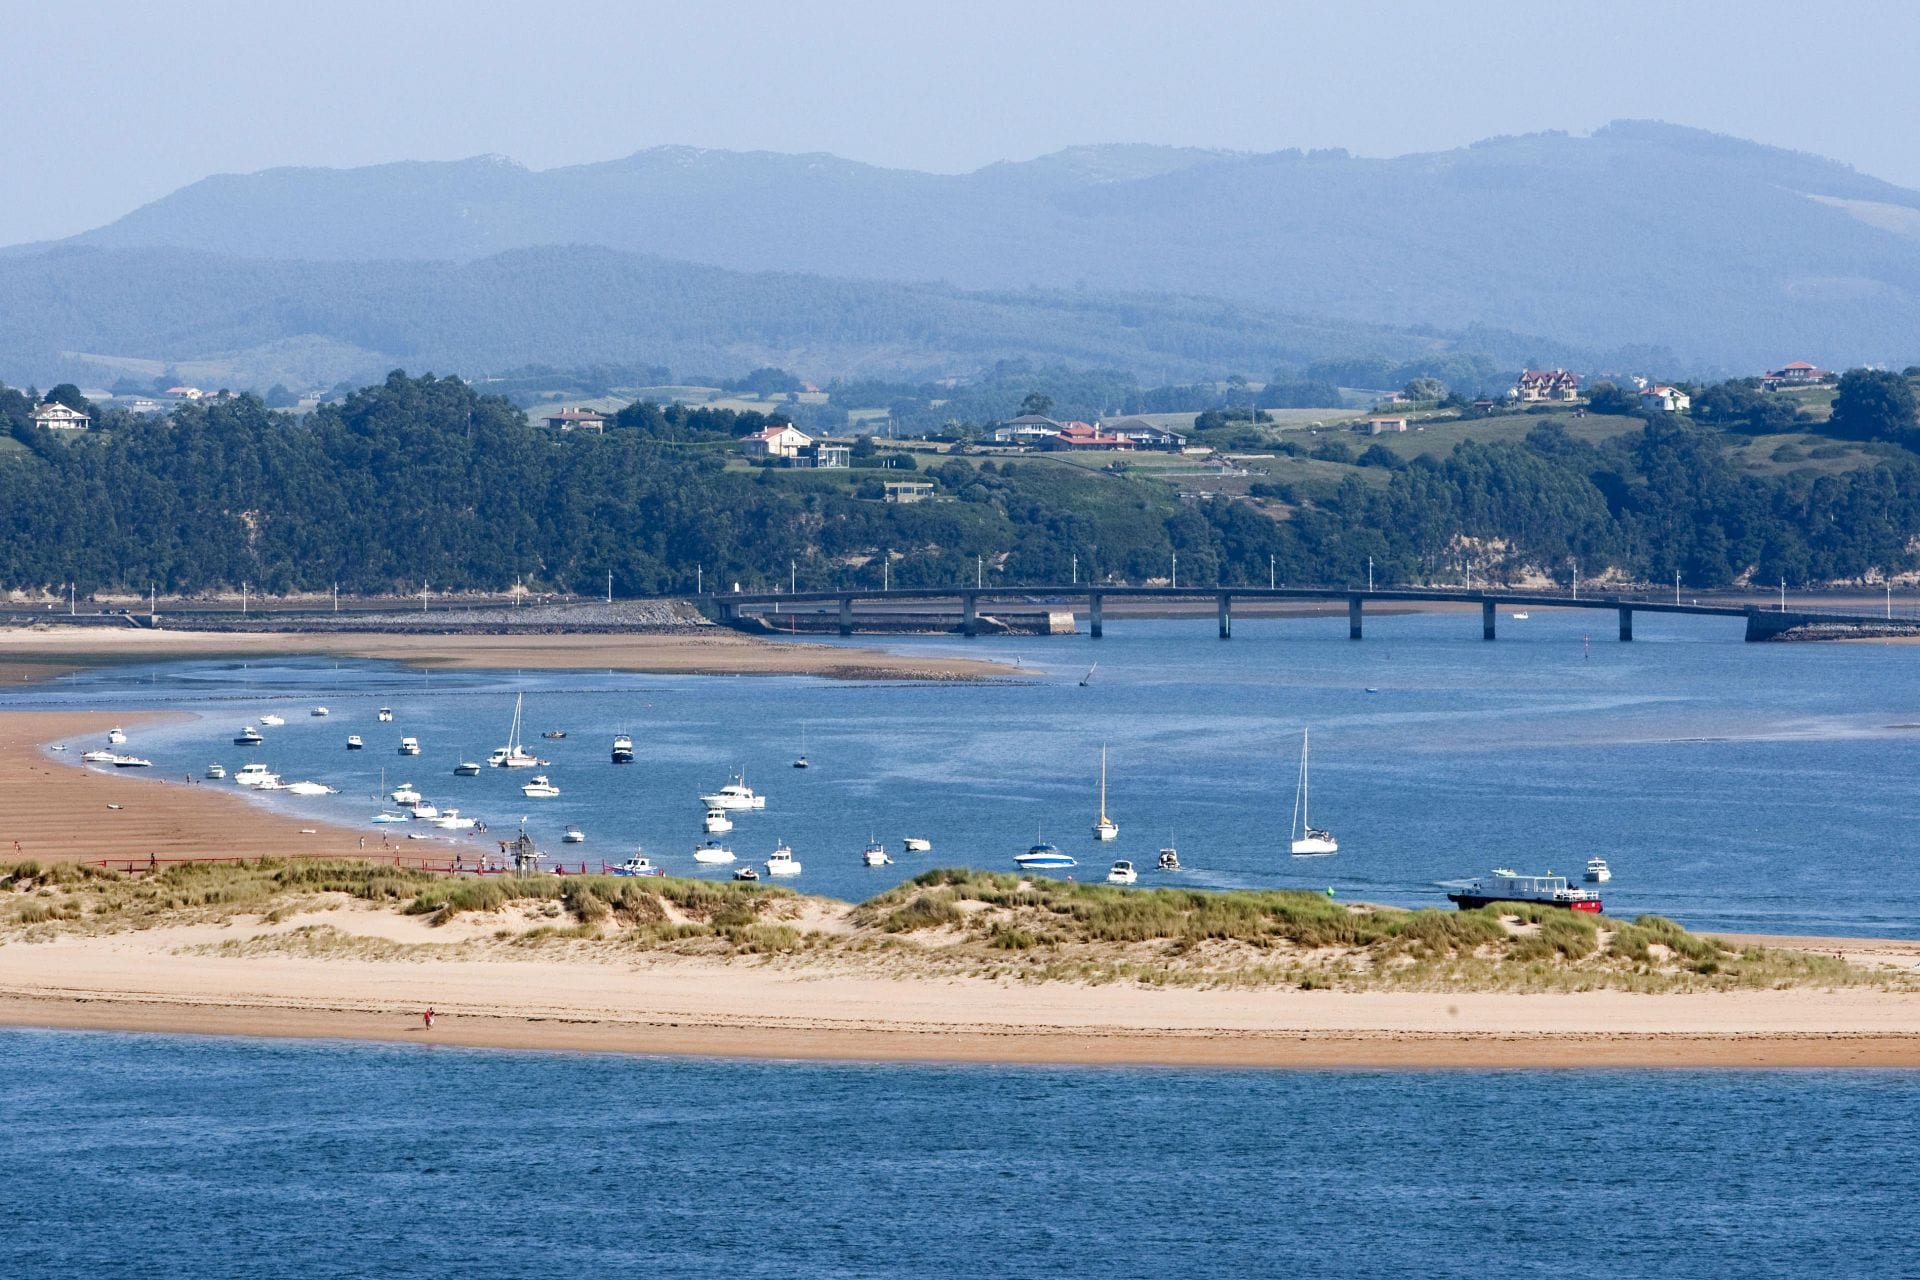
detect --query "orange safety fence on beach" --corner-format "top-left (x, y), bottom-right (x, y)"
top-left (84, 853), bottom-right (609, 877)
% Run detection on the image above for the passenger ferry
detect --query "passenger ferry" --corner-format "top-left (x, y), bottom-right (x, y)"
top-left (1446, 868), bottom-right (1602, 913)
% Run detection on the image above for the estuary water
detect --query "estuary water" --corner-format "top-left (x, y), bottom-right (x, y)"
top-left (2, 1028), bottom-right (1915, 1279)
top-left (21, 608), bottom-right (1920, 935)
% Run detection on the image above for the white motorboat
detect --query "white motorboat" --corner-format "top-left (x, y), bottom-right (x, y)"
top-left (111, 755), bottom-right (153, 768)
top-left (700, 776), bottom-right (766, 810)
top-left (862, 840), bottom-right (893, 867)
top-left (702, 807), bottom-right (733, 834)
top-left (398, 737), bottom-right (421, 755)
top-left (377, 707), bottom-right (394, 722)
top-left (1105, 860), bottom-right (1138, 886)
top-left (1510, 611), bottom-right (1530, 620)
top-left (206, 763), bottom-right (227, 780)
top-left (764, 844), bottom-right (803, 876)
top-left (562, 825), bottom-right (586, 844)
top-left (1158, 844), bottom-right (1181, 871)
top-left (453, 761), bottom-right (481, 776)
top-left (1584, 857), bottom-right (1612, 883)
top-left (1289, 728), bottom-right (1338, 856)
top-left (81, 749), bottom-right (118, 763)
top-left (233, 763), bottom-right (280, 788)
top-left (407, 801), bottom-right (441, 819)
top-left (432, 809), bottom-right (476, 831)
top-left (390, 782), bottom-right (423, 804)
top-left (692, 841), bottom-right (736, 864)
top-left (234, 727), bottom-right (264, 746)
top-left (611, 734), bottom-right (634, 764)
top-left (1092, 745), bottom-right (1119, 842)
top-left (609, 855), bottom-right (663, 877)
top-left (107, 727), bottom-right (128, 745)
top-left (311, 707), bottom-right (329, 717)
top-left (1447, 868), bottom-right (1602, 914)
top-left (284, 780), bottom-right (338, 796)
top-left (346, 735), bottom-right (364, 750)
top-left (370, 812), bottom-right (409, 824)
top-left (732, 866), bottom-right (760, 881)
top-left (903, 836), bottom-right (932, 853)
top-left (260, 714), bottom-right (286, 727)
top-left (521, 775), bottom-right (560, 798)
top-left (793, 726), bottom-right (809, 770)
top-left (488, 693), bottom-right (545, 767)
top-left (1014, 841), bottom-right (1075, 869)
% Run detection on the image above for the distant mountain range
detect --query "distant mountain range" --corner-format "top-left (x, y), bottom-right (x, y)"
top-left (7, 120), bottom-right (1920, 389)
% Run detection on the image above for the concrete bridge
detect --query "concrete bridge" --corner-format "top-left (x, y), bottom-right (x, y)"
top-left (703, 584), bottom-right (1920, 642)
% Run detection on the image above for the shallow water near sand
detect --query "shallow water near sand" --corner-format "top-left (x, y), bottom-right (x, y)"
top-left (1, 1027), bottom-right (1914, 1279)
top-left (19, 610), bottom-right (1920, 936)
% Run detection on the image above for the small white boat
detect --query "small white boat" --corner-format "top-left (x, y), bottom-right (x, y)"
top-left (432, 809), bottom-right (476, 831)
top-left (1289, 728), bottom-right (1338, 856)
top-left (234, 763), bottom-right (280, 788)
top-left (563, 825), bottom-right (586, 844)
top-left (733, 866), bottom-right (760, 881)
top-left (700, 776), bottom-right (766, 810)
top-left (692, 841), bottom-right (736, 864)
top-left (1584, 857), bottom-right (1612, 883)
top-left (260, 714), bottom-right (286, 727)
top-left (1079, 662), bottom-right (1097, 688)
top-left (284, 780), bottom-right (338, 796)
top-left (1158, 844), bottom-right (1181, 871)
top-left (234, 727), bottom-right (264, 746)
top-left (862, 840), bottom-right (893, 867)
top-left (256, 778), bottom-right (289, 790)
top-left (1015, 841), bottom-right (1075, 869)
top-left (82, 749), bottom-right (118, 763)
top-left (1092, 745), bottom-right (1119, 842)
top-left (311, 707), bottom-right (329, 717)
top-left (541, 730), bottom-right (566, 740)
top-left (702, 807), bottom-right (733, 834)
top-left (111, 755), bottom-right (153, 768)
top-left (1106, 860), bottom-right (1138, 886)
top-left (1510, 611), bottom-right (1530, 620)
top-left (206, 763), bottom-right (226, 779)
top-left (107, 727), bottom-right (128, 745)
top-left (370, 812), bottom-right (409, 824)
top-left (794, 726), bottom-right (809, 770)
top-left (377, 707), bottom-right (394, 722)
top-left (407, 800), bottom-right (440, 819)
top-left (407, 832), bottom-right (433, 841)
top-left (609, 855), bottom-right (663, 877)
top-left (611, 734), bottom-right (634, 764)
top-left (521, 775), bottom-right (560, 798)
top-left (453, 761), bottom-right (481, 776)
top-left (398, 737), bottom-right (421, 756)
top-left (903, 836), bottom-right (932, 853)
top-left (390, 782), bottom-right (423, 804)
top-left (764, 844), bottom-right (803, 876)
top-left (346, 735), bottom-right (364, 750)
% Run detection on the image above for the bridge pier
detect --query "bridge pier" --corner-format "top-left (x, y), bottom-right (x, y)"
top-left (1618, 606), bottom-right (1633, 642)
top-left (1089, 591), bottom-right (1103, 639)
top-left (1218, 592), bottom-right (1232, 639)
top-left (961, 591), bottom-right (978, 638)
top-left (838, 596), bottom-right (854, 637)
top-left (1348, 594), bottom-right (1363, 641)
top-left (1482, 599), bottom-right (1496, 641)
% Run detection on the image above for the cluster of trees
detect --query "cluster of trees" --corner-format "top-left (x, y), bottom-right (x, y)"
top-left (7, 371), bottom-right (1920, 598)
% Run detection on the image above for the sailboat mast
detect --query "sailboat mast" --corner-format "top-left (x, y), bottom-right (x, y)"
top-left (1301, 728), bottom-right (1310, 828)
top-left (1099, 746), bottom-right (1107, 820)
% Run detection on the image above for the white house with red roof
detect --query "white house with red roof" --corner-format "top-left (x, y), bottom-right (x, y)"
top-left (1762, 361), bottom-right (1833, 389)
top-left (541, 406), bottom-right (610, 433)
top-left (1042, 421), bottom-right (1135, 451)
top-left (1513, 369), bottom-right (1582, 402)
top-left (1640, 385), bottom-right (1691, 413)
top-left (743, 423), bottom-right (813, 459)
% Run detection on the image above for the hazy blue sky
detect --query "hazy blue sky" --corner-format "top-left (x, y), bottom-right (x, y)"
top-left (8, 0), bottom-right (1920, 245)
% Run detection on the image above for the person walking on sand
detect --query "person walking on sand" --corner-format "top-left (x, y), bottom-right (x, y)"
top-left (423, 1008), bottom-right (435, 1030)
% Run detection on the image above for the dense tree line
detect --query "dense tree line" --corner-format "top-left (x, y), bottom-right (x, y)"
top-left (4, 372), bottom-right (1920, 597)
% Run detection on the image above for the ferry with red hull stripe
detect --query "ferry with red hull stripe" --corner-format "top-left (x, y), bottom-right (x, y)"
top-left (1447, 869), bottom-right (1603, 913)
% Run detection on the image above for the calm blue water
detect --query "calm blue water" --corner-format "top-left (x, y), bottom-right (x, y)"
top-left (16, 610), bottom-right (1920, 934)
top-left (2, 1028), bottom-right (1915, 1279)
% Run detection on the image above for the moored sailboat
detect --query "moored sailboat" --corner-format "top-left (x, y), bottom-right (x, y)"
top-left (1289, 728), bottom-right (1337, 856)
top-left (1091, 745), bottom-right (1119, 842)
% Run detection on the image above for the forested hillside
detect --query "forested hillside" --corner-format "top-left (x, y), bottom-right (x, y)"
top-left (3, 373), bottom-right (1919, 596)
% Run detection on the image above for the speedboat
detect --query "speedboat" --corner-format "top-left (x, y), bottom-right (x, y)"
top-left (398, 737), bottom-right (422, 755)
top-left (259, 714), bottom-right (286, 727)
top-left (1447, 869), bottom-right (1602, 913)
top-left (311, 707), bottom-right (329, 717)
top-left (1091, 746), bottom-right (1119, 841)
top-left (700, 777), bottom-right (766, 810)
top-left (541, 730), bottom-right (566, 740)
top-left (346, 735), bottom-right (364, 750)
top-left (1014, 842), bottom-right (1075, 870)
top-left (521, 775), bottom-right (560, 798)
top-left (764, 844), bottom-right (803, 876)
top-left (370, 812), bottom-right (409, 824)
top-left (390, 782), bottom-right (423, 804)
top-left (81, 749), bottom-right (118, 763)
top-left (407, 801), bottom-right (441, 820)
top-left (205, 763), bottom-right (227, 780)
top-left (233, 762), bottom-right (279, 788)
top-left (903, 836), bottom-right (932, 853)
top-left (609, 855), bottom-right (663, 877)
top-left (611, 734), bottom-right (634, 764)
top-left (862, 840), bottom-right (893, 867)
top-left (432, 809), bottom-right (476, 831)
top-left (377, 707), bottom-right (394, 722)
top-left (733, 866), bottom-right (760, 881)
top-left (702, 807), bottom-right (733, 834)
top-left (1584, 857), bottom-right (1612, 883)
top-left (111, 755), bottom-right (153, 768)
top-left (1289, 728), bottom-right (1338, 856)
top-left (107, 727), bottom-right (128, 745)
top-left (234, 727), bottom-right (264, 746)
top-left (284, 780), bottom-right (337, 796)
top-left (1157, 845), bottom-right (1181, 871)
top-left (1106, 860), bottom-right (1138, 886)
top-left (453, 761), bottom-right (481, 776)
top-left (562, 825), bottom-right (585, 844)
top-left (1510, 611), bottom-right (1530, 620)
top-left (692, 841), bottom-right (736, 865)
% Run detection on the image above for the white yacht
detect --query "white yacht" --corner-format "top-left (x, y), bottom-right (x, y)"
top-left (234, 726), bottom-right (264, 746)
top-left (407, 800), bottom-right (441, 820)
top-left (346, 735), bottom-right (364, 750)
top-left (284, 780), bottom-right (338, 796)
top-left (1091, 745), bottom-right (1119, 842)
top-left (562, 825), bottom-right (586, 844)
top-left (692, 841), bottom-right (736, 864)
top-left (609, 855), bottom-right (663, 877)
top-left (764, 844), bottom-right (803, 876)
top-left (259, 714), bottom-right (286, 727)
top-left (233, 762), bottom-right (279, 788)
top-left (1106, 860), bottom-right (1138, 886)
top-left (398, 737), bottom-right (421, 756)
top-left (81, 749), bottom-right (118, 763)
top-left (107, 727), bottom-right (128, 745)
top-left (390, 782), bottom-right (423, 805)
top-left (311, 707), bottom-right (329, 717)
top-left (1510, 611), bottom-right (1530, 620)
top-left (431, 809), bottom-right (476, 831)
top-left (700, 776), bottom-right (766, 810)
top-left (1447, 869), bottom-right (1602, 914)
top-left (370, 812), bottom-right (409, 824)
top-left (702, 807), bottom-right (733, 834)
top-left (733, 865), bottom-right (760, 881)
top-left (611, 734), bottom-right (634, 764)
top-left (111, 755), bottom-right (153, 768)
top-left (862, 840), bottom-right (893, 867)
top-left (488, 693), bottom-right (544, 767)
top-left (205, 763), bottom-right (227, 780)
top-left (453, 761), bottom-right (481, 776)
top-left (377, 707), bottom-right (394, 722)
top-left (1158, 843), bottom-right (1181, 872)
top-left (1015, 841), bottom-right (1075, 870)
top-left (903, 836), bottom-right (932, 853)
top-left (521, 775), bottom-right (560, 798)
top-left (1584, 857), bottom-right (1612, 884)
top-left (1289, 728), bottom-right (1338, 856)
